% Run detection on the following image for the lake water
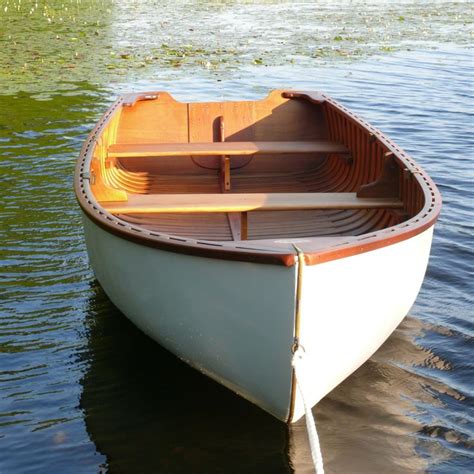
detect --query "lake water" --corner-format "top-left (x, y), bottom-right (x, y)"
top-left (1, 2), bottom-right (473, 473)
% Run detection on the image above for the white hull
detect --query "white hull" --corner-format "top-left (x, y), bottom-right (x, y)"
top-left (83, 213), bottom-right (433, 422)
top-left (83, 215), bottom-right (297, 421)
top-left (290, 226), bottom-right (434, 422)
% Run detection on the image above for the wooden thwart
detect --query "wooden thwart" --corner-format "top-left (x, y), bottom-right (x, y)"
top-left (102, 192), bottom-right (403, 214)
top-left (107, 141), bottom-right (349, 158)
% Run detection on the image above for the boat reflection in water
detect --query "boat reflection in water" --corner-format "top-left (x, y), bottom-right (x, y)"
top-left (80, 284), bottom-right (289, 473)
top-left (289, 317), bottom-right (432, 473)
top-left (82, 284), bottom-right (442, 473)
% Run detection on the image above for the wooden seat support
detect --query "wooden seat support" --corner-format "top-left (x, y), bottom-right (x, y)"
top-left (218, 116), bottom-right (231, 192)
top-left (107, 141), bottom-right (350, 158)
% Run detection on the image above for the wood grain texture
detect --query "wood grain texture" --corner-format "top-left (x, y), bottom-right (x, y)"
top-left (241, 212), bottom-right (248, 240)
top-left (116, 92), bottom-right (188, 144)
top-left (227, 213), bottom-right (242, 240)
top-left (74, 90), bottom-right (440, 264)
top-left (102, 193), bottom-right (403, 214)
top-left (220, 156), bottom-right (231, 191)
top-left (108, 141), bottom-right (349, 157)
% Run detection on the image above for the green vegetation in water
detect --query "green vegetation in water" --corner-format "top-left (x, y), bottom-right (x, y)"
top-left (0, 0), bottom-right (472, 96)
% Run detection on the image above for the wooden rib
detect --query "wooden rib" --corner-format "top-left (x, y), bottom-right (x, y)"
top-left (357, 152), bottom-right (400, 198)
top-left (108, 141), bottom-right (349, 157)
top-left (102, 192), bottom-right (403, 214)
top-left (90, 139), bottom-right (128, 202)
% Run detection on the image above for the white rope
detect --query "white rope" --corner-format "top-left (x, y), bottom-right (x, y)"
top-left (292, 346), bottom-right (325, 474)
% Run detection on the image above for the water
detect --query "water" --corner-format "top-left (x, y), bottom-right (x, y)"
top-left (1, 2), bottom-right (473, 473)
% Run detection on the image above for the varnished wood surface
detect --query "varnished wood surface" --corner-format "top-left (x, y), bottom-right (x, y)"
top-left (108, 141), bottom-right (349, 158)
top-left (116, 209), bottom-right (395, 242)
top-left (227, 213), bottom-right (243, 240)
top-left (97, 90), bottom-right (405, 242)
top-left (74, 90), bottom-right (441, 264)
top-left (102, 192), bottom-right (403, 214)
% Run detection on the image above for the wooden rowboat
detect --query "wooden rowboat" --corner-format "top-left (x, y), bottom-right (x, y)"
top-left (75, 90), bottom-right (441, 423)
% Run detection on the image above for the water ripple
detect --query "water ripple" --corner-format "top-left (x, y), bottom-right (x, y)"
top-left (0, 10), bottom-right (472, 473)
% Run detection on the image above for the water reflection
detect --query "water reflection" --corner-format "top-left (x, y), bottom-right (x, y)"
top-left (80, 283), bottom-right (290, 474)
top-left (81, 282), bottom-right (467, 473)
top-left (1, 4), bottom-right (473, 468)
top-left (295, 322), bottom-right (430, 474)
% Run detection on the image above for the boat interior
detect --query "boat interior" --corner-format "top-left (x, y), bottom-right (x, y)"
top-left (87, 90), bottom-right (424, 243)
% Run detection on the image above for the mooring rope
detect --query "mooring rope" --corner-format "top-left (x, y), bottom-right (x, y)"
top-left (292, 347), bottom-right (325, 474)
top-left (291, 244), bottom-right (325, 474)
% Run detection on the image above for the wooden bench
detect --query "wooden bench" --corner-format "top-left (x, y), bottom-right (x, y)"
top-left (101, 192), bottom-right (403, 214)
top-left (101, 192), bottom-right (403, 240)
top-left (107, 141), bottom-right (350, 158)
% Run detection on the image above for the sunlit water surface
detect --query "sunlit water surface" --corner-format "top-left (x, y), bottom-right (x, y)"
top-left (1, 2), bottom-right (473, 473)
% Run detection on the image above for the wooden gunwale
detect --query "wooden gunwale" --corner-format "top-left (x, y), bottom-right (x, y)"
top-left (74, 90), bottom-right (441, 267)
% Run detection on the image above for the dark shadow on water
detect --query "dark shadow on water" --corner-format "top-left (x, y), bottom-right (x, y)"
top-left (80, 283), bottom-right (290, 474)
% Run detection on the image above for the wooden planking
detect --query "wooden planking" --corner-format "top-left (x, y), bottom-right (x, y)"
top-left (102, 192), bottom-right (403, 214)
top-left (118, 212), bottom-right (233, 241)
top-left (115, 209), bottom-right (390, 241)
top-left (189, 101), bottom-right (256, 142)
top-left (116, 92), bottom-right (188, 144)
top-left (76, 90), bottom-right (439, 266)
top-left (252, 93), bottom-right (327, 141)
top-left (189, 101), bottom-right (256, 169)
top-left (108, 141), bottom-right (349, 158)
top-left (188, 90), bottom-right (326, 142)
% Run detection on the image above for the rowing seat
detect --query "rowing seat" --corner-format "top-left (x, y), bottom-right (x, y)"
top-left (107, 141), bottom-right (350, 158)
top-left (101, 193), bottom-right (403, 214)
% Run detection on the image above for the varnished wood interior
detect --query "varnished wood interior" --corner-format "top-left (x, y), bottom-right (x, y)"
top-left (87, 90), bottom-right (423, 243)
top-left (103, 193), bottom-right (403, 214)
top-left (108, 141), bottom-right (350, 157)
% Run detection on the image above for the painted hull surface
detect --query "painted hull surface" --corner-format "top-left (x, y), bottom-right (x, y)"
top-left (84, 214), bottom-right (433, 422)
top-left (290, 227), bottom-right (434, 422)
top-left (83, 215), bottom-right (297, 421)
